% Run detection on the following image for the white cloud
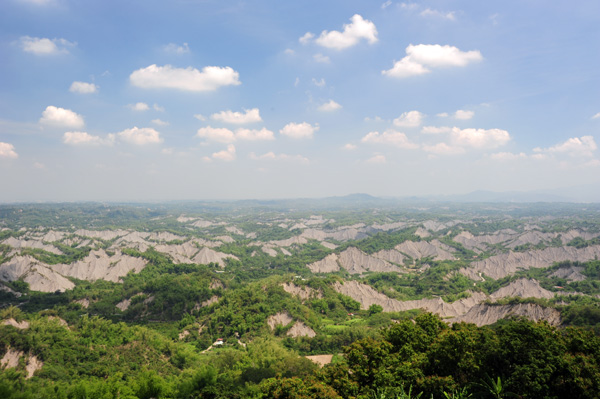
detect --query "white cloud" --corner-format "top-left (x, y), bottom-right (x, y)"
top-left (235, 128), bottom-right (275, 141)
top-left (250, 152), bottom-right (309, 163)
top-left (129, 102), bottom-right (150, 111)
top-left (421, 126), bottom-right (452, 134)
top-left (117, 127), bottom-right (163, 145)
top-left (451, 127), bottom-right (510, 149)
top-left (0, 142), bottom-right (18, 159)
top-left (312, 78), bottom-right (326, 87)
top-left (299, 32), bottom-right (314, 45)
top-left (69, 81), bottom-right (98, 94)
top-left (151, 119), bottom-right (169, 126)
top-left (284, 49), bottom-right (295, 55)
top-left (533, 136), bottom-right (597, 158)
top-left (437, 112), bottom-right (449, 117)
top-left (33, 162), bottom-right (46, 169)
top-left (280, 122), bottom-right (319, 139)
top-left (194, 114), bottom-right (207, 121)
top-left (361, 130), bottom-right (419, 149)
top-left (40, 106), bottom-right (84, 128)
top-left (130, 64), bottom-right (241, 92)
top-left (163, 42), bottom-right (190, 54)
top-left (196, 126), bottom-right (235, 143)
top-left (490, 152), bottom-right (527, 161)
top-left (383, 44), bottom-right (483, 78)
top-left (212, 144), bottom-right (236, 161)
top-left (364, 116), bottom-right (385, 122)
top-left (153, 104), bottom-right (165, 112)
top-left (381, 1), bottom-right (392, 9)
top-left (63, 131), bottom-right (115, 146)
top-left (382, 57), bottom-right (430, 78)
top-left (400, 3), bottom-right (419, 10)
top-left (318, 100), bottom-right (342, 112)
top-left (393, 110), bottom-right (424, 127)
top-left (211, 108), bottom-right (262, 124)
top-left (423, 143), bottom-right (465, 155)
top-left (315, 14), bottom-right (378, 50)
top-left (366, 154), bottom-right (387, 164)
top-left (592, 112), bottom-right (600, 119)
top-left (313, 53), bottom-right (331, 64)
top-left (420, 8), bottom-right (456, 20)
top-left (455, 109), bottom-right (474, 120)
top-left (19, 36), bottom-right (75, 55)
top-left (342, 143), bottom-right (357, 150)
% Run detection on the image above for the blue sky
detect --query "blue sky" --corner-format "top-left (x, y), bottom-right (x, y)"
top-left (1, 0), bottom-right (599, 201)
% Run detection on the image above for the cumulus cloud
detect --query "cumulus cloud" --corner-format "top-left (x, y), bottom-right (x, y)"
top-left (212, 144), bottom-right (236, 161)
top-left (437, 112), bottom-right (449, 117)
top-left (153, 104), bottom-right (165, 112)
top-left (383, 44), bottom-right (483, 78)
top-left (163, 42), bottom-right (189, 54)
top-left (451, 127), bottom-right (510, 149)
top-left (343, 143), bottom-right (357, 150)
top-left (533, 136), bottom-right (597, 158)
top-left (130, 64), bottom-right (241, 92)
top-left (313, 14), bottom-right (378, 50)
top-left (211, 108), bottom-right (262, 124)
top-left (40, 106), bottom-right (84, 128)
top-left (19, 36), bottom-right (75, 55)
top-left (366, 154), bottom-right (387, 164)
top-left (196, 126), bottom-right (236, 143)
top-left (420, 8), bottom-right (456, 20)
top-left (361, 130), bottom-right (419, 149)
top-left (129, 102), bottom-right (150, 111)
top-left (455, 109), bottom-right (474, 120)
top-left (69, 81), bottom-right (98, 94)
top-left (235, 128), bottom-right (275, 141)
top-left (250, 152), bottom-right (309, 163)
top-left (393, 110), bottom-right (424, 127)
top-left (421, 126), bottom-right (452, 134)
top-left (151, 119), bottom-right (169, 126)
top-left (592, 112), bottom-right (600, 119)
top-left (0, 142), bottom-right (18, 159)
top-left (381, 1), bottom-right (392, 9)
top-left (299, 32), bottom-right (314, 45)
top-left (280, 122), bottom-right (319, 139)
top-left (318, 100), bottom-right (342, 112)
top-left (422, 143), bottom-right (465, 155)
top-left (117, 127), bottom-right (163, 145)
top-left (313, 53), bottom-right (330, 64)
top-left (63, 131), bottom-right (115, 146)
top-left (194, 114), bottom-right (207, 121)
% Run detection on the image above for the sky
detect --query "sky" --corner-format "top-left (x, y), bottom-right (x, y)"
top-left (1, 0), bottom-right (599, 202)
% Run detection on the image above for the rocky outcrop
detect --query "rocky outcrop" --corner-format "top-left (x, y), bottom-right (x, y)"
top-left (1, 348), bottom-right (23, 369)
top-left (333, 281), bottom-right (486, 318)
top-left (25, 355), bottom-right (43, 379)
top-left (52, 250), bottom-right (147, 282)
top-left (2, 236), bottom-right (63, 255)
top-left (307, 254), bottom-right (339, 273)
top-left (372, 249), bottom-right (406, 265)
top-left (449, 303), bottom-right (561, 326)
top-left (3, 318), bottom-right (30, 329)
top-left (490, 279), bottom-right (554, 300)
top-left (0, 256), bottom-right (75, 292)
top-left (287, 321), bottom-right (316, 338)
top-left (282, 282), bottom-right (323, 301)
top-left (267, 312), bottom-right (293, 329)
top-left (201, 295), bottom-right (219, 307)
top-left (338, 247), bottom-right (402, 274)
top-left (191, 247), bottom-right (238, 267)
top-left (550, 265), bottom-right (586, 282)
top-left (395, 240), bottom-right (455, 261)
top-left (460, 245), bottom-right (600, 280)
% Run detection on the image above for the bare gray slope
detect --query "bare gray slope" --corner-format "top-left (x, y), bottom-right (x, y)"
top-left (449, 303), bottom-right (561, 326)
top-left (460, 245), bottom-right (600, 280)
top-left (52, 249), bottom-right (146, 282)
top-left (0, 256), bottom-right (74, 292)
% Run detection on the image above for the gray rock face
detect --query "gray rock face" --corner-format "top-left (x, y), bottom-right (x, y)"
top-left (307, 247), bottom-right (403, 275)
top-left (395, 240), bottom-right (455, 261)
top-left (490, 278), bottom-right (554, 300)
top-left (307, 254), bottom-right (340, 273)
top-left (550, 265), bottom-right (586, 281)
top-left (460, 245), bottom-right (600, 280)
top-left (52, 249), bottom-right (146, 282)
top-left (0, 256), bottom-right (74, 292)
top-left (449, 303), bottom-right (561, 326)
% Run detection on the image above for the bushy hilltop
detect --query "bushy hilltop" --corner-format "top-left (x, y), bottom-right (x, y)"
top-left (2, 201), bottom-right (600, 398)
